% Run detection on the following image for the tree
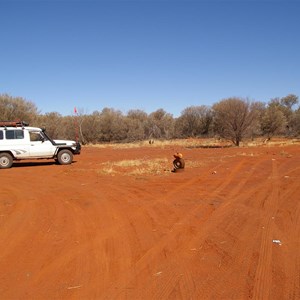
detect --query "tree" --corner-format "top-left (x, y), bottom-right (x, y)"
top-left (291, 107), bottom-right (300, 136)
top-left (175, 105), bottom-right (213, 137)
top-left (125, 110), bottom-right (147, 141)
top-left (98, 108), bottom-right (127, 142)
top-left (260, 105), bottom-right (287, 138)
top-left (146, 109), bottom-right (175, 139)
top-left (0, 94), bottom-right (39, 123)
top-left (268, 95), bottom-right (299, 135)
top-left (212, 97), bottom-right (257, 146)
top-left (281, 94), bottom-right (298, 110)
top-left (79, 111), bottom-right (102, 144)
top-left (36, 112), bottom-right (63, 139)
top-left (280, 94), bottom-right (299, 135)
top-left (248, 101), bottom-right (266, 138)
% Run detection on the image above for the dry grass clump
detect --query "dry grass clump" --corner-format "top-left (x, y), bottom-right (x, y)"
top-left (86, 137), bottom-right (300, 150)
top-left (100, 165), bottom-right (118, 175)
top-left (241, 137), bottom-right (300, 147)
top-left (98, 158), bottom-right (169, 176)
top-left (86, 138), bottom-right (231, 149)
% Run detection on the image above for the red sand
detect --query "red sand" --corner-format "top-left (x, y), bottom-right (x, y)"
top-left (0, 144), bottom-right (299, 299)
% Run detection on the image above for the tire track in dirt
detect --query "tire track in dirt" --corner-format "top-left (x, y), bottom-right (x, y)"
top-left (246, 157), bottom-right (300, 300)
top-left (161, 157), bottom-right (277, 299)
top-left (150, 155), bottom-right (291, 299)
top-left (282, 196), bottom-right (300, 300)
top-left (110, 154), bottom-right (246, 222)
top-left (100, 156), bottom-right (273, 299)
top-left (29, 154), bottom-right (298, 299)
top-left (0, 188), bottom-right (39, 260)
top-left (12, 156), bottom-right (278, 299)
top-left (188, 158), bottom-right (277, 299)
top-left (146, 150), bottom-right (300, 299)
top-left (2, 147), bottom-right (299, 299)
top-left (163, 157), bottom-right (274, 299)
top-left (252, 159), bottom-right (279, 300)
top-left (273, 160), bottom-right (300, 300)
top-left (0, 182), bottom-right (72, 298)
top-left (25, 184), bottom-right (135, 299)
top-left (0, 171), bottom-right (129, 298)
top-left (289, 200), bottom-right (300, 299)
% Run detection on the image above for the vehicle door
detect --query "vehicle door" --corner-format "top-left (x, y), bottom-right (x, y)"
top-left (29, 131), bottom-right (55, 157)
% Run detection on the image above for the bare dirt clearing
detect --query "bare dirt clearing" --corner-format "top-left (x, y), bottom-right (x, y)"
top-left (0, 142), bottom-right (299, 299)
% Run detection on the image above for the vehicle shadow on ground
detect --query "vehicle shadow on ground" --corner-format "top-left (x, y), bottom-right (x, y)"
top-left (13, 161), bottom-right (57, 168)
top-left (12, 160), bottom-right (79, 168)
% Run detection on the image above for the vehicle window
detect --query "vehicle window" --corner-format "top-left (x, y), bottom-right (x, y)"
top-left (5, 130), bottom-right (24, 140)
top-left (0, 131), bottom-right (3, 140)
top-left (30, 132), bottom-right (43, 141)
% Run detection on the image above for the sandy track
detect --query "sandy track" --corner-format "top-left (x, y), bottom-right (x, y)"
top-left (0, 145), bottom-right (299, 299)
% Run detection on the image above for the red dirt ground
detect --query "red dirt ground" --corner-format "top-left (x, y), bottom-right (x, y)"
top-left (0, 144), bottom-right (299, 299)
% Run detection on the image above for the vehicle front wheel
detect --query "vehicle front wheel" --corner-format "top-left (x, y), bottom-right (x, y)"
top-left (0, 153), bottom-right (13, 169)
top-left (57, 149), bottom-right (73, 165)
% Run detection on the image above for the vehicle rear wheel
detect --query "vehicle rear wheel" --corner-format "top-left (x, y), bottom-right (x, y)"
top-left (57, 149), bottom-right (73, 165)
top-left (0, 153), bottom-right (13, 169)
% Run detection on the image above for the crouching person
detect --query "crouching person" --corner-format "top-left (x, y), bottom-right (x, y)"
top-left (172, 152), bottom-right (185, 173)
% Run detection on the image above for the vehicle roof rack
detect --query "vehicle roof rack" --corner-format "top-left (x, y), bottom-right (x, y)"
top-left (0, 120), bottom-right (29, 127)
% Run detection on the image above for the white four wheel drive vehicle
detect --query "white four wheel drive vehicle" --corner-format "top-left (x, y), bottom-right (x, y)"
top-left (0, 120), bottom-right (81, 169)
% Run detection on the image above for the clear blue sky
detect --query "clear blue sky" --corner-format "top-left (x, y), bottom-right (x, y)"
top-left (1, 0), bottom-right (300, 117)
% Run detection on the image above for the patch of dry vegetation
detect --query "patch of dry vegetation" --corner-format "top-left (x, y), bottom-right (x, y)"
top-left (98, 158), bottom-right (169, 176)
top-left (242, 137), bottom-right (300, 147)
top-left (86, 137), bottom-right (300, 150)
top-left (86, 138), bottom-right (232, 149)
top-left (87, 137), bottom-right (299, 176)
